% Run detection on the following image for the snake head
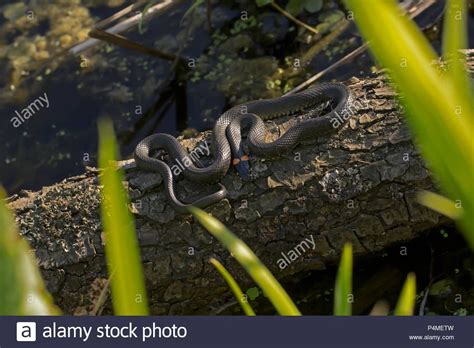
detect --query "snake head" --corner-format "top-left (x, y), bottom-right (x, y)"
top-left (232, 155), bottom-right (250, 179)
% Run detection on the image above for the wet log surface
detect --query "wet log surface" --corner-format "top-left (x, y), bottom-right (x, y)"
top-left (8, 75), bottom-right (447, 314)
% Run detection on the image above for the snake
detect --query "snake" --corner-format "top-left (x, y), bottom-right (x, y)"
top-left (134, 82), bottom-right (353, 213)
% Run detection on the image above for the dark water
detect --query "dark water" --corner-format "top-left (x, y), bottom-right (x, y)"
top-left (0, 0), bottom-right (224, 193)
top-left (0, 0), bottom-right (462, 195)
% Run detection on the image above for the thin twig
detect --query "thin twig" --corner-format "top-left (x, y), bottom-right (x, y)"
top-left (271, 1), bottom-right (319, 35)
top-left (95, 0), bottom-right (150, 30)
top-left (418, 283), bottom-right (431, 316)
top-left (418, 245), bottom-right (435, 316)
top-left (206, 0), bottom-right (213, 31)
top-left (91, 277), bottom-right (111, 316)
top-left (88, 28), bottom-right (179, 61)
top-left (69, 0), bottom-right (183, 56)
top-left (212, 299), bottom-right (239, 314)
top-left (285, 44), bottom-right (368, 95)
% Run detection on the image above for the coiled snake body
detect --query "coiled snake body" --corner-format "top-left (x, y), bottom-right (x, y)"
top-left (135, 82), bottom-right (353, 213)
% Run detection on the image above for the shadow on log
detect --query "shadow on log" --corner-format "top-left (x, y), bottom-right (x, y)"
top-left (8, 75), bottom-right (447, 314)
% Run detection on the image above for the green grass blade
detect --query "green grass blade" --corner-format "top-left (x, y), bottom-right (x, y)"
top-left (138, 1), bottom-right (157, 34)
top-left (333, 243), bottom-right (353, 315)
top-left (256, 0), bottom-right (272, 7)
top-left (394, 273), bottom-right (416, 316)
top-left (98, 119), bottom-right (149, 315)
top-left (344, 0), bottom-right (474, 249)
top-left (443, 0), bottom-right (467, 57)
top-left (0, 188), bottom-right (60, 315)
top-left (417, 191), bottom-right (462, 219)
top-left (182, 0), bottom-right (205, 22)
top-left (190, 207), bottom-right (301, 315)
top-left (209, 258), bottom-right (256, 316)
top-left (442, 0), bottom-right (472, 119)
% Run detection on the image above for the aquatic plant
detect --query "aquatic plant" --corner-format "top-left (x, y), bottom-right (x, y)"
top-left (139, 0), bottom-right (159, 33)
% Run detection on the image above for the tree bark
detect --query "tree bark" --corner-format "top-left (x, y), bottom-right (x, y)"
top-left (8, 75), bottom-right (447, 315)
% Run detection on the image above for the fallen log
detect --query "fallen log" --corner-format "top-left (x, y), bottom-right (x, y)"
top-left (8, 75), bottom-right (447, 315)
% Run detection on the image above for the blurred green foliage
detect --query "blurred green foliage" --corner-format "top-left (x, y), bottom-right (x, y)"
top-left (334, 244), bottom-right (352, 315)
top-left (98, 119), bottom-right (149, 315)
top-left (0, 188), bottom-right (60, 315)
top-left (394, 273), bottom-right (417, 316)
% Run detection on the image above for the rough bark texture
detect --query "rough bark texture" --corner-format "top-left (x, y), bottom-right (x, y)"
top-left (8, 75), bottom-right (447, 315)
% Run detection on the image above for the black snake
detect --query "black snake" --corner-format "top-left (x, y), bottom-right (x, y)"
top-left (134, 82), bottom-right (353, 213)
